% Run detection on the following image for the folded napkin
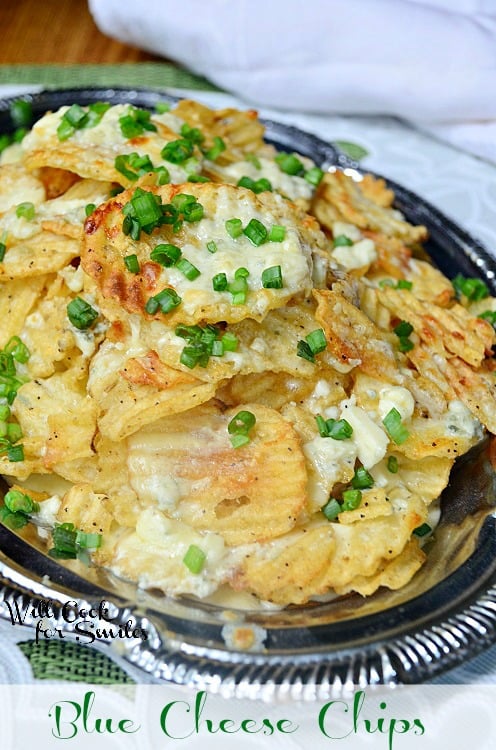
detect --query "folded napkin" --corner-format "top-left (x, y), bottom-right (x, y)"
top-left (89, 0), bottom-right (496, 163)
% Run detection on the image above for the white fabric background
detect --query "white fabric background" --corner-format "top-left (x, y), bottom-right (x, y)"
top-left (89, 0), bottom-right (496, 162)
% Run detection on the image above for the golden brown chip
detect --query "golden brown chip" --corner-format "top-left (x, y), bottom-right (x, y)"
top-left (0, 232), bottom-right (80, 279)
top-left (312, 169), bottom-right (427, 244)
top-left (88, 342), bottom-right (216, 440)
top-left (0, 274), bottom-right (50, 348)
top-left (314, 288), bottom-right (401, 382)
top-left (82, 181), bottom-right (313, 326)
top-left (0, 162), bottom-right (45, 213)
top-left (233, 524), bottom-right (336, 605)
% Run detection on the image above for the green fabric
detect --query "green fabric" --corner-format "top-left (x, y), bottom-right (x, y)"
top-left (0, 63), bottom-right (219, 92)
top-left (18, 639), bottom-right (135, 684)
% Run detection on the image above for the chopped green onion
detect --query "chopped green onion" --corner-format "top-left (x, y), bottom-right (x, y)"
top-left (15, 202), bottom-right (35, 220)
top-left (387, 455), bottom-right (399, 473)
top-left (398, 337), bottom-right (414, 353)
top-left (146, 288), bottom-right (182, 314)
top-left (4, 489), bottom-right (36, 514)
top-left (322, 498), bottom-right (341, 521)
top-left (393, 320), bottom-right (414, 337)
top-left (306, 328), bottom-right (327, 355)
top-left (235, 267), bottom-right (249, 279)
top-left (151, 243), bottom-right (182, 267)
top-left (119, 107), bottom-right (157, 138)
top-left (213, 273), bottom-right (228, 292)
top-left (1, 508), bottom-right (28, 528)
top-left (296, 340), bottom-right (315, 363)
top-left (154, 166), bottom-right (170, 185)
top-left (161, 138), bottom-right (194, 164)
top-left (7, 423), bottom-right (22, 443)
top-left (171, 193), bottom-right (196, 211)
top-left (396, 279), bottom-right (413, 290)
top-left (183, 544), bottom-right (206, 574)
top-left (0, 241), bottom-right (5, 262)
top-left (328, 419), bottom-right (353, 440)
top-left (222, 332), bottom-right (238, 351)
top-left (76, 530), bottom-right (102, 549)
top-left (204, 136), bottom-right (226, 161)
top-left (183, 201), bottom-right (204, 222)
top-left (228, 410), bottom-right (256, 435)
top-left (10, 99), bottom-right (33, 129)
top-left (124, 254), bottom-right (140, 274)
top-left (316, 416), bottom-right (353, 440)
top-left (237, 176), bottom-right (272, 194)
top-left (206, 240), bottom-right (217, 254)
top-left (85, 203), bottom-right (96, 217)
top-left (341, 489), bottom-right (362, 511)
top-left (305, 166), bottom-right (324, 186)
top-left (67, 297), bottom-right (98, 330)
top-left (243, 218), bottom-right (267, 246)
top-left (64, 103), bottom-right (87, 128)
top-left (50, 522), bottom-right (78, 558)
top-left (155, 102), bottom-right (171, 113)
top-left (7, 444), bottom-right (24, 462)
top-left (180, 123), bottom-right (205, 144)
top-left (211, 340), bottom-right (224, 357)
top-left (176, 258), bottom-right (201, 281)
top-left (383, 407), bottom-right (410, 445)
top-left (122, 215), bottom-right (141, 240)
top-left (351, 466), bottom-right (374, 489)
top-left (225, 218), bottom-right (243, 238)
top-left (261, 265), bottom-right (283, 289)
top-left (333, 234), bottom-right (353, 247)
top-left (413, 523), bottom-right (432, 538)
top-left (5, 335), bottom-right (30, 363)
top-left (378, 279), bottom-right (395, 289)
top-left (275, 152), bottom-right (304, 176)
top-left (0, 405), bottom-right (10, 421)
top-left (188, 173), bottom-right (210, 183)
top-left (268, 225), bottom-right (286, 243)
top-left (228, 274), bottom-right (249, 305)
top-left (452, 273), bottom-right (489, 302)
top-left (230, 433), bottom-right (250, 449)
top-left (85, 102), bottom-right (111, 128)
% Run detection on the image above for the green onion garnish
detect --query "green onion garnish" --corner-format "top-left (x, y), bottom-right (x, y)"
top-left (161, 138), bottom-right (194, 164)
top-left (478, 310), bottom-right (496, 327)
top-left (225, 218), bottom-right (243, 238)
top-left (150, 243), bottom-right (182, 267)
top-left (67, 297), bottom-right (98, 330)
top-left (315, 415), bottom-right (353, 440)
top-left (10, 99), bottom-right (33, 129)
top-left (275, 152), bottom-right (304, 176)
top-left (155, 102), bottom-right (171, 113)
top-left (213, 273), bottom-right (228, 292)
top-left (305, 166), bottom-right (324, 186)
top-left (341, 489), bottom-right (362, 511)
top-left (228, 409), bottom-right (256, 448)
top-left (383, 407), bottom-right (410, 445)
top-left (393, 321), bottom-right (414, 337)
top-left (245, 153), bottom-right (262, 169)
top-left (396, 279), bottom-right (413, 290)
top-left (183, 544), bottom-right (206, 574)
top-left (85, 203), bottom-right (96, 217)
top-left (124, 254), bottom-right (140, 274)
top-left (351, 466), bottom-right (374, 489)
top-left (228, 273), bottom-right (249, 305)
top-left (182, 201), bottom-right (204, 222)
top-left (15, 202), bottom-right (35, 220)
top-left (261, 265), bottom-right (283, 289)
top-left (452, 273), bottom-right (489, 302)
top-left (322, 498), bottom-right (341, 521)
top-left (413, 523), bottom-right (432, 538)
top-left (222, 332), bottom-right (238, 351)
top-left (387, 455), bottom-right (399, 473)
top-left (333, 235), bottom-right (353, 247)
top-left (4, 489), bottom-right (36, 515)
top-left (119, 107), bottom-right (157, 139)
top-left (146, 288), bottom-right (182, 314)
top-left (206, 240), bottom-right (217, 254)
top-left (180, 123), bottom-right (205, 145)
top-left (306, 328), bottom-right (327, 355)
top-left (296, 340), bottom-right (315, 363)
top-left (268, 225), bottom-right (286, 243)
top-left (237, 176), bottom-right (273, 194)
top-left (176, 258), bottom-right (201, 280)
top-left (243, 218), bottom-right (267, 246)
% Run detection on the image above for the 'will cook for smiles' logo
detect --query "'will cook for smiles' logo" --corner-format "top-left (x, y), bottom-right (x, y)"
top-left (4, 597), bottom-right (148, 644)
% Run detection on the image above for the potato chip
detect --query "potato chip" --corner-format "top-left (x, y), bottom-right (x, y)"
top-left (126, 402), bottom-right (309, 545)
top-left (82, 181), bottom-right (314, 326)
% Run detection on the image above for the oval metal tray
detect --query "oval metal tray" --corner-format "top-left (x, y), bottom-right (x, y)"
top-left (1, 88), bottom-right (496, 696)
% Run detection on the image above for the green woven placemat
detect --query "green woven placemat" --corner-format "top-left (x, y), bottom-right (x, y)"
top-left (0, 63), bottom-right (219, 92)
top-left (18, 639), bottom-right (134, 684)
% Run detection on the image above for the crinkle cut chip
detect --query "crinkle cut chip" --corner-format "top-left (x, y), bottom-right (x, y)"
top-left (82, 181), bottom-right (313, 326)
top-left (126, 402), bottom-right (309, 545)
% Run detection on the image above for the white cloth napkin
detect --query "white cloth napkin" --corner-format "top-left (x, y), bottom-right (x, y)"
top-left (89, 0), bottom-right (496, 163)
